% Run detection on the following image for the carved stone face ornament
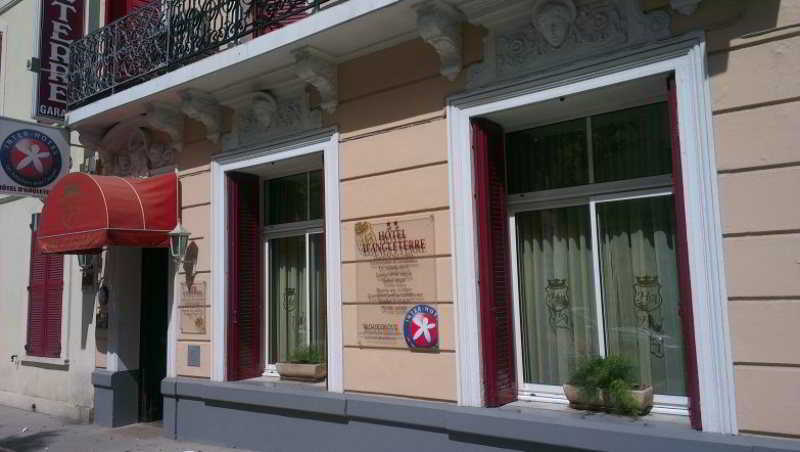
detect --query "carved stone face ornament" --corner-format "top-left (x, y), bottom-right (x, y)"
top-left (532, 0), bottom-right (577, 48)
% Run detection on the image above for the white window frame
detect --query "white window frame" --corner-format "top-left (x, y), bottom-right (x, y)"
top-left (261, 171), bottom-right (326, 376)
top-left (447, 34), bottom-right (737, 433)
top-left (211, 129), bottom-right (342, 393)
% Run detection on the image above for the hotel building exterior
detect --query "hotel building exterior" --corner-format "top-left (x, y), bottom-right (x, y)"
top-left (14, 0), bottom-right (800, 450)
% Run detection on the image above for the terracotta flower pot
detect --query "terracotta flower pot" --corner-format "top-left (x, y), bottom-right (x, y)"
top-left (276, 362), bottom-right (327, 382)
top-left (602, 384), bottom-right (654, 415)
top-left (629, 384), bottom-right (654, 415)
top-left (563, 384), bottom-right (604, 411)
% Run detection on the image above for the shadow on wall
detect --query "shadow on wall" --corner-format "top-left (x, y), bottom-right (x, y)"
top-left (0, 429), bottom-right (63, 452)
top-left (670, 0), bottom-right (782, 77)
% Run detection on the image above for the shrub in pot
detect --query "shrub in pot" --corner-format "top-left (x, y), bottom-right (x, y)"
top-left (564, 355), bottom-right (653, 416)
top-left (276, 345), bottom-right (327, 382)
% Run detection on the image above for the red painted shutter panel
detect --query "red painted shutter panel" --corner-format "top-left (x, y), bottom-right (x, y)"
top-left (667, 76), bottom-right (702, 430)
top-left (26, 230), bottom-right (63, 358)
top-left (473, 118), bottom-right (517, 407)
top-left (227, 172), bottom-right (263, 381)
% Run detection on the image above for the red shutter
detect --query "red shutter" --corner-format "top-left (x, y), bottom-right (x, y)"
top-left (667, 76), bottom-right (702, 430)
top-left (227, 172), bottom-right (263, 381)
top-left (473, 118), bottom-right (517, 407)
top-left (26, 229), bottom-right (64, 358)
top-left (106, 0), bottom-right (154, 23)
top-left (253, 0), bottom-right (309, 37)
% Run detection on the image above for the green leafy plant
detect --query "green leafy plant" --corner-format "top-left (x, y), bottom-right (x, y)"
top-left (568, 355), bottom-right (641, 416)
top-left (287, 345), bottom-right (326, 364)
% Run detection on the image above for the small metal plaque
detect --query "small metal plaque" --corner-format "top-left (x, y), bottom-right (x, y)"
top-left (180, 308), bottom-right (207, 335)
top-left (187, 345), bottom-right (201, 367)
top-left (180, 281), bottom-right (207, 306)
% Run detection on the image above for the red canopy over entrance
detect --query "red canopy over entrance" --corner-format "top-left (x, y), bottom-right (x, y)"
top-left (38, 172), bottom-right (178, 254)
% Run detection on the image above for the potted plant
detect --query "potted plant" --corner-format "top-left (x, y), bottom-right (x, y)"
top-left (276, 345), bottom-right (327, 382)
top-left (564, 355), bottom-right (653, 416)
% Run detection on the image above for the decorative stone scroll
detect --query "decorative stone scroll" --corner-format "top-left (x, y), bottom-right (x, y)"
top-left (76, 103), bottom-right (184, 177)
top-left (293, 46), bottom-right (338, 114)
top-left (466, 0), bottom-right (671, 89)
top-left (221, 89), bottom-right (322, 152)
top-left (416, 0), bottom-right (466, 81)
top-left (180, 89), bottom-right (223, 144)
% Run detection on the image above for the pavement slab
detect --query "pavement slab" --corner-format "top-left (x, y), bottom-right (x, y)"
top-left (0, 405), bottom-right (255, 452)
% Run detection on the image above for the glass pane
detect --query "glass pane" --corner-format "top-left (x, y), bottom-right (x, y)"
top-left (516, 206), bottom-right (598, 385)
top-left (592, 103), bottom-right (672, 183)
top-left (507, 119), bottom-right (588, 194)
top-left (597, 195), bottom-right (687, 396)
top-left (267, 173), bottom-right (308, 225)
top-left (269, 236), bottom-right (307, 363)
top-left (309, 170), bottom-right (324, 221)
top-left (309, 233), bottom-right (327, 358)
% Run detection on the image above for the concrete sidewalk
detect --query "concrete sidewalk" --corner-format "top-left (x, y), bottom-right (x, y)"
top-left (0, 405), bottom-right (254, 452)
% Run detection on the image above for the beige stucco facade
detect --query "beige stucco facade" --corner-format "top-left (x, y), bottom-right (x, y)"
top-left (0, 0), bottom-right (95, 422)
top-left (65, 0), bottom-right (800, 442)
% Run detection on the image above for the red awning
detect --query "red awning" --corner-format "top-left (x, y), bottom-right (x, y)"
top-left (38, 172), bottom-right (178, 254)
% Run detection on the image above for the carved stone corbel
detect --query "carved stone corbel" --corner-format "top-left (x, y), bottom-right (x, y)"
top-left (145, 103), bottom-right (184, 152)
top-left (293, 47), bottom-right (338, 114)
top-left (415, 0), bottom-right (466, 81)
top-left (670, 0), bottom-right (702, 15)
top-left (76, 127), bottom-right (105, 155)
top-left (180, 89), bottom-right (223, 143)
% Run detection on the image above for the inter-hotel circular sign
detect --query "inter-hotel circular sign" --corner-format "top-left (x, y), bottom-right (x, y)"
top-left (404, 304), bottom-right (439, 350)
top-left (0, 129), bottom-right (63, 188)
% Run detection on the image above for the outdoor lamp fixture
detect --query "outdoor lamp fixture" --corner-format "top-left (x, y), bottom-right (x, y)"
top-left (169, 222), bottom-right (191, 264)
top-left (77, 253), bottom-right (94, 274)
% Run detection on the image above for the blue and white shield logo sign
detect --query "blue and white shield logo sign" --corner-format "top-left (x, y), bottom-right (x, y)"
top-left (403, 304), bottom-right (439, 351)
top-left (0, 118), bottom-right (68, 197)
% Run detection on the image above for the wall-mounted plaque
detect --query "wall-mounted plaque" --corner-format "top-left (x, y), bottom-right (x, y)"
top-left (180, 281), bottom-right (207, 306)
top-left (357, 304), bottom-right (407, 347)
top-left (355, 217), bottom-right (436, 304)
top-left (180, 308), bottom-right (207, 335)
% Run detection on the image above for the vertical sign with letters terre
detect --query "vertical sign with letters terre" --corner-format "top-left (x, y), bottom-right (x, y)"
top-left (36, 0), bottom-right (84, 122)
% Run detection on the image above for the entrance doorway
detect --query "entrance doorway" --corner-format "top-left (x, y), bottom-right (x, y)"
top-left (139, 248), bottom-right (169, 422)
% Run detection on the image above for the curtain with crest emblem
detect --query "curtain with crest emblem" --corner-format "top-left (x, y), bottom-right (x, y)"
top-left (516, 206), bottom-right (598, 385)
top-left (597, 195), bottom-right (686, 396)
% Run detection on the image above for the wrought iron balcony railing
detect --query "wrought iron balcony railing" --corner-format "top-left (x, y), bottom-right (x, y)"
top-left (68, 0), bottom-right (335, 110)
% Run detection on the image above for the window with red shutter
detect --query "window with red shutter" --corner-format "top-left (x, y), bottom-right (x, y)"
top-left (106, 0), bottom-right (155, 23)
top-left (668, 76), bottom-right (702, 430)
top-left (26, 217), bottom-right (64, 358)
top-left (472, 118), bottom-right (517, 407)
top-left (227, 172), bottom-right (263, 381)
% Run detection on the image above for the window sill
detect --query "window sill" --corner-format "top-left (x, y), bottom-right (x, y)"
top-left (241, 375), bottom-right (327, 392)
top-left (504, 399), bottom-right (691, 429)
top-left (20, 355), bottom-right (69, 370)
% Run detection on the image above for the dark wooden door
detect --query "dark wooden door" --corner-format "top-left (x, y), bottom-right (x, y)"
top-left (139, 247), bottom-right (169, 422)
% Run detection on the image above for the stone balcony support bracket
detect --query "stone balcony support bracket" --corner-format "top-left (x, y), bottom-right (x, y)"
top-left (180, 89), bottom-right (224, 144)
top-left (145, 103), bottom-right (185, 153)
top-left (415, 0), bottom-right (466, 81)
top-left (293, 47), bottom-right (338, 114)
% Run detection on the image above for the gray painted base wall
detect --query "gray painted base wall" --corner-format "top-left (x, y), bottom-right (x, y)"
top-left (92, 370), bottom-right (139, 428)
top-left (161, 378), bottom-right (800, 452)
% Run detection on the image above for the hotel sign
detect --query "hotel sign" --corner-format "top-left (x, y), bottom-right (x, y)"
top-left (355, 217), bottom-right (436, 304)
top-left (36, 0), bottom-right (85, 122)
top-left (0, 117), bottom-right (69, 197)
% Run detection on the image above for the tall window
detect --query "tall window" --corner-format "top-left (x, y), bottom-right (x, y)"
top-left (264, 170), bottom-right (326, 369)
top-left (26, 214), bottom-right (64, 358)
top-left (508, 103), bottom-right (688, 408)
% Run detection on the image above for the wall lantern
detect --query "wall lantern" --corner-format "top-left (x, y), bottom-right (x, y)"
top-left (77, 253), bottom-right (94, 273)
top-left (169, 223), bottom-right (191, 264)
